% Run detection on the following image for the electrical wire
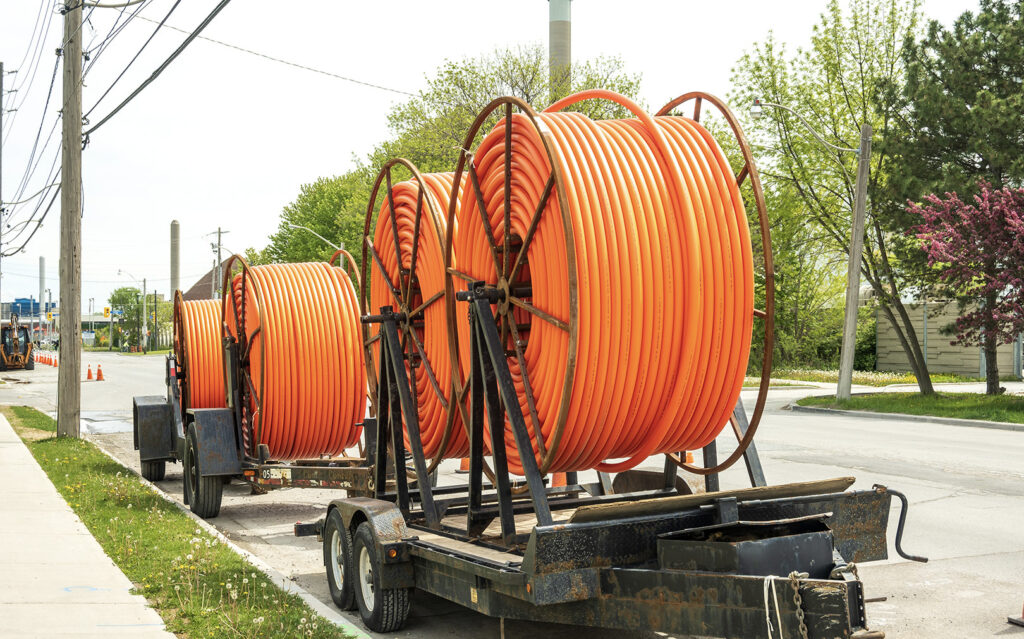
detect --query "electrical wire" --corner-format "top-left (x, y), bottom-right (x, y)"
top-left (84, 0), bottom-right (181, 118)
top-left (84, 0), bottom-right (233, 137)
top-left (224, 260), bottom-right (366, 460)
top-left (451, 89), bottom-right (753, 475)
top-left (1, 182), bottom-right (59, 206)
top-left (133, 15), bottom-right (415, 96)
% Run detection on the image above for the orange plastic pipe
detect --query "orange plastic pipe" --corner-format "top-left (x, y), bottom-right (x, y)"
top-left (369, 173), bottom-right (468, 460)
top-left (225, 262), bottom-right (366, 460)
top-left (452, 90), bottom-right (753, 475)
top-left (174, 297), bottom-right (225, 409)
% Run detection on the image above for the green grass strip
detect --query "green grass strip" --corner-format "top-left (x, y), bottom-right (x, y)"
top-left (10, 405), bottom-right (56, 431)
top-left (771, 368), bottom-right (1017, 387)
top-left (6, 407), bottom-right (348, 639)
top-left (796, 392), bottom-right (1024, 424)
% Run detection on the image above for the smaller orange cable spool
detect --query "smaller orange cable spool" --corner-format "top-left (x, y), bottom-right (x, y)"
top-left (173, 291), bottom-right (226, 414)
top-left (362, 159), bottom-right (468, 471)
top-left (221, 257), bottom-right (366, 461)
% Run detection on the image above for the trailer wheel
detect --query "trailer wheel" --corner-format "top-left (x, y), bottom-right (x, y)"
top-left (353, 522), bottom-right (410, 632)
top-left (184, 424), bottom-right (223, 518)
top-left (323, 509), bottom-right (356, 611)
top-left (141, 460), bottom-right (166, 482)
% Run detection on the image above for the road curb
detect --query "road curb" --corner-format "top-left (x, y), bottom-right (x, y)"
top-left (790, 404), bottom-right (1024, 432)
top-left (90, 442), bottom-right (372, 639)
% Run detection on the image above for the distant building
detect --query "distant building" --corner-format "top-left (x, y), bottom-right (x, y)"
top-left (182, 266), bottom-right (220, 301)
top-left (876, 300), bottom-right (1023, 378)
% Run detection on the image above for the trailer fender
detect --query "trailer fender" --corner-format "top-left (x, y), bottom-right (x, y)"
top-left (327, 498), bottom-right (414, 589)
top-left (133, 396), bottom-right (176, 463)
top-left (189, 408), bottom-right (241, 477)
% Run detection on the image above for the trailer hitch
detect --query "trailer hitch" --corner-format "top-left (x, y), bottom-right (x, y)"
top-left (874, 485), bottom-right (927, 563)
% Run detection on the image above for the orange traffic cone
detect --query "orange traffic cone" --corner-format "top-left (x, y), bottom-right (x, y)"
top-left (95, 365), bottom-right (104, 381)
top-left (86, 365), bottom-right (93, 380)
top-left (551, 473), bottom-right (567, 488)
top-left (456, 458), bottom-right (470, 474)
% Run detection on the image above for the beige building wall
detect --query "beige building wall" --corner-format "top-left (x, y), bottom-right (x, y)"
top-left (876, 301), bottom-right (1022, 377)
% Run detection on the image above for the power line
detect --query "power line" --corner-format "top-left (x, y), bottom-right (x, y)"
top-left (84, 0), bottom-right (233, 138)
top-left (1, 185), bottom-right (59, 257)
top-left (134, 14), bottom-right (415, 97)
top-left (5, 0), bottom-right (147, 225)
top-left (3, 1), bottom-right (57, 138)
top-left (84, 0), bottom-right (181, 118)
top-left (2, 182), bottom-right (59, 207)
top-left (7, 54), bottom-right (60, 208)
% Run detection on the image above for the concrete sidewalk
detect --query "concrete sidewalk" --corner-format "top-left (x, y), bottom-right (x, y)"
top-left (0, 414), bottom-right (174, 638)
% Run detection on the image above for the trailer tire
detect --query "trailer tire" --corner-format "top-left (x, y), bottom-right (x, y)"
top-left (141, 460), bottom-right (166, 482)
top-left (323, 509), bottom-right (356, 611)
top-left (184, 424), bottom-right (223, 518)
top-left (353, 522), bottom-right (410, 632)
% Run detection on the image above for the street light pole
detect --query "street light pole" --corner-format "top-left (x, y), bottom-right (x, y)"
top-left (751, 99), bottom-right (870, 400)
top-left (837, 124), bottom-right (872, 400)
top-left (288, 223), bottom-right (341, 250)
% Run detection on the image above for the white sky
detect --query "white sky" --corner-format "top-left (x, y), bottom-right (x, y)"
top-left (0, 0), bottom-right (978, 310)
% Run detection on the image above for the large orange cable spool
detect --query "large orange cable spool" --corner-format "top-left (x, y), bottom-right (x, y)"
top-left (173, 291), bottom-right (226, 413)
top-left (361, 159), bottom-right (468, 470)
top-left (444, 90), bottom-right (774, 476)
top-left (221, 257), bottom-right (366, 460)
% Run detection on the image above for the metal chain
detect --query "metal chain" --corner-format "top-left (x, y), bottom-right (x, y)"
top-left (789, 571), bottom-right (810, 639)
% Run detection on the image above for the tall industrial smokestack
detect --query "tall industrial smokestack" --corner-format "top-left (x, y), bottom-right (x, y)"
top-left (549, 0), bottom-right (571, 102)
top-left (170, 220), bottom-right (180, 294)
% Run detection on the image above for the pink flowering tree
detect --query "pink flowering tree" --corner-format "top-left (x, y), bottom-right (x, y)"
top-left (909, 182), bottom-right (1024, 394)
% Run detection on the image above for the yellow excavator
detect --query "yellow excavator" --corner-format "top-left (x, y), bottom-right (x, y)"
top-left (0, 313), bottom-right (34, 371)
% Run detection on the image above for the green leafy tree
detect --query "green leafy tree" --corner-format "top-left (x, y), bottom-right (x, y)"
top-left (257, 172), bottom-right (369, 266)
top-left (369, 44), bottom-right (643, 174)
top-left (108, 287), bottom-right (142, 349)
top-left (881, 0), bottom-right (1024, 299)
top-left (887, 0), bottom-right (1024, 198)
top-left (731, 0), bottom-right (936, 391)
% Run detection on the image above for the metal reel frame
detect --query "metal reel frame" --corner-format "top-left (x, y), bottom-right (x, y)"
top-left (360, 159), bottom-right (457, 474)
top-left (220, 254), bottom-right (268, 460)
top-left (443, 96), bottom-right (578, 475)
top-left (171, 289), bottom-right (195, 426)
top-left (655, 91), bottom-right (776, 477)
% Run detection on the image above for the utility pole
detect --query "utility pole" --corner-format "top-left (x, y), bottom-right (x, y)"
top-left (141, 277), bottom-right (147, 352)
top-left (58, 0), bottom-right (83, 438)
top-left (217, 226), bottom-right (222, 296)
top-left (836, 123), bottom-right (872, 401)
top-left (38, 256), bottom-right (44, 335)
top-left (210, 256), bottom-right (216, 299)
top-left (1, 61), bottom-right (5, 319)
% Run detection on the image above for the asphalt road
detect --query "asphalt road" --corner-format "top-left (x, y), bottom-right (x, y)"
top-left (3, 352), bottom-right (1023, 638)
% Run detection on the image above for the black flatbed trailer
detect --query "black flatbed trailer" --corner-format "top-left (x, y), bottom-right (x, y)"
top-left (291, 289), bottom-right (926, 638)
top-left (132, 352), bottom-right (377, 518)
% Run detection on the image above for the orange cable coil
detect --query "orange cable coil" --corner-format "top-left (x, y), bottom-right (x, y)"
top-left (173, 296), bottom-right (226, 410)
top-left (224, 261), bottom-right (366, 460)
top-left (368, 171), bottom-right (469, 461)
top-left (451, 89), bottom-right (754, 475)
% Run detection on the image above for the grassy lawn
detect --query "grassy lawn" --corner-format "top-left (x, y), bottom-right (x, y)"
top-left (796, 392), bottom-right (1024, 424)
top-left (742, 378), bottom-right (811, 388)
top-left (771, 368), bottom-right (1015, 387)
top-left (4, 406), bottom-right (344, 639)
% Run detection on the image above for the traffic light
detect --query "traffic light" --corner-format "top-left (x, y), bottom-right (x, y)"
top-left (103, 306), bottom-right (110, 318)
top-left (47, 312), bottom-right (53, 321)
